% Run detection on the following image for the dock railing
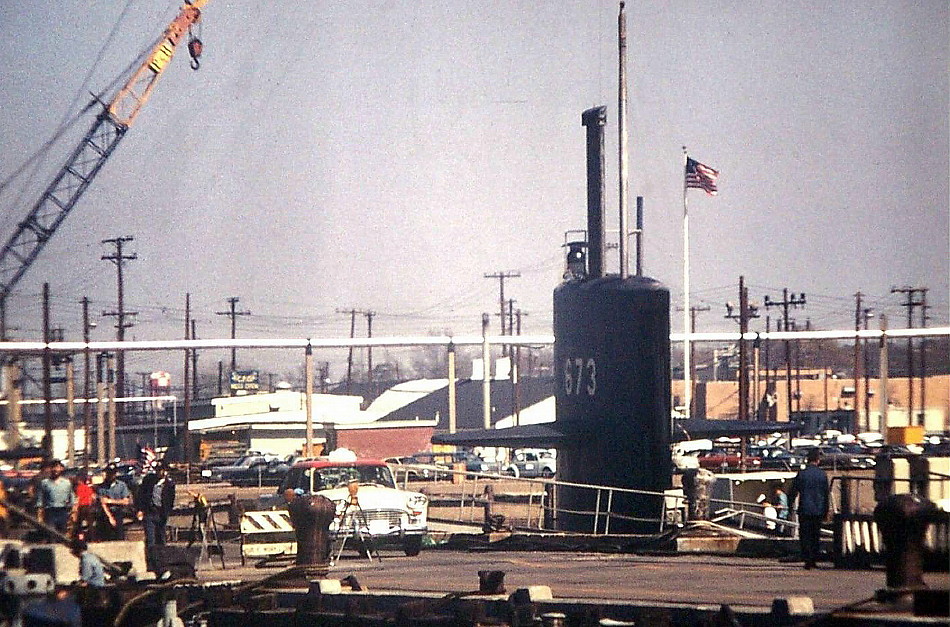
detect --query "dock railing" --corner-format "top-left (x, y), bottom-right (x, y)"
top-left (830, 469), bottom-right (950, 569)
top-left (398, 464), bottom-right (690, 534)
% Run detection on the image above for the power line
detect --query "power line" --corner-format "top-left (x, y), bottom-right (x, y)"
top-left (215, 296), bottom-right (250, 372)
top-left (764, 288), bottom-right (806, 421)
top-left (101, 236), bottom-right (137, 424)
top-left (484, 270), bottom-right (520, 356)
top-left (891, 285), bottom-right (927, 426)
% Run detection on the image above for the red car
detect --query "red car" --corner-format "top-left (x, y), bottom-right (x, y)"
top-left (697, 448), bottom-right (762, 471)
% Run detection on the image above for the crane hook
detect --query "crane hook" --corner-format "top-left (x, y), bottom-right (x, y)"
top-left (188, 36), bottom-right (203, 70)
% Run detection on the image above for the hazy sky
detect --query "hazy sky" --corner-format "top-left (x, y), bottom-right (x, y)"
top-left (1, 1), bottom-right (947, 380)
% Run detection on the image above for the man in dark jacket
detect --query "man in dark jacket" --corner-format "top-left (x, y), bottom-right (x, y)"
top-left (136, 461), bottom-right (175, 572)
top-left (788, 448), bottom-right (829, 569)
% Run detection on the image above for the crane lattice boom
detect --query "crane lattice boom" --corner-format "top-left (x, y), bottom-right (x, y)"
top-left (0, 1), bottom-right (209, 301)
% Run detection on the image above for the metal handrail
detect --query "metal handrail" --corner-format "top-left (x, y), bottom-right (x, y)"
top-left (414, 465), bottom-right (684, 534)
top-left (711, 506), bottom-right (800, 534)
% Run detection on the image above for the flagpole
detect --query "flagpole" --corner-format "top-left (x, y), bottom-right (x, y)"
top-left (682, 147), bottom-right (691, 420)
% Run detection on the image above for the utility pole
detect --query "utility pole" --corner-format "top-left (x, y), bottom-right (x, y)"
top-left (482, 313), bottom-right (491, 429)
top-left (337, 308), bottom-right (358, 394)
top-left (320, 362), bottom-right (330, 394)
top-left (305, 343), bottom-right (314, 456)
top-left (216, 296), bottom-right (250, 373)
top-left (447, 342), bottom-right (457, 434)
top-left (764, 289), bottom-right (805, 422)
top-left (82, 297), bottom-right (92, 468)
top-left (879, 315), bottom-right (889, 433)
top-left (891, 286), bottom-right (925, 426)
top-left (191, 319), bottom-right (199, 399)
top-left (853, 292), bottom-right (864, 429)
top-left (484, 271), bottom-right (520, 356)
top-left (796, 319), bottom-right (808, 412)
top-left (42, 284), bottom-right (53, 458)
top-left (106, 352), bottom-right (116, 461)
top-left (506, 298), bottom-right (516, 358)
top-left (862, 306), bottom-right (874, 431)
top-left (183, 293), bottom-right (192, 464)
top-left (338, 308), bottom-right (374, 393)
top-left (96, 353), bottom-right (106, 465)
top-left (765, 315), bottom-right (773, 419)
top-left (680, 304), bottom-right (710, 417)
top-left (101, 236), bottom-right (137, 426)
top-left (364, 310), bottom-right (375, 388)
top-left (513, 308), bottom-right (528, 427)
top-left (725, 276), bottom-right (758, 421)
top-left (920, 290), bottom-right (929, 426)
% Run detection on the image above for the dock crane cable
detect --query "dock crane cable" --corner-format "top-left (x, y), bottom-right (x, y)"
top-left (0, 42), bottom-right (156, 206)
top-left (0, 0), bottom-right (211, 310)
top-left (0, 0), bottom-right (140, 204)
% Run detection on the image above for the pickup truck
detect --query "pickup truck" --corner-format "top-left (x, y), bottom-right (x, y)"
top-left (503, 449), bottom-right (557, 478)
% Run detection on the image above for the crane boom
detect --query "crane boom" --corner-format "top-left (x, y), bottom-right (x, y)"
top-left (0, 0), bottom-right (209, 303)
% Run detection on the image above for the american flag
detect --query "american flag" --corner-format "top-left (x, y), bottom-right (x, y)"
top-left (685, 157), bottom-right (719, 196)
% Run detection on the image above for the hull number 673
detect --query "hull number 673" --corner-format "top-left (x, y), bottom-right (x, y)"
top-left (563, 357), bottom-right (596, 396)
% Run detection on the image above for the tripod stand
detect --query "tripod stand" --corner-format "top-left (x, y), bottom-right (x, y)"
top-left (187, 494), bottom-right (225, 569)
top-left (332, 495), bottom-right (379, 565)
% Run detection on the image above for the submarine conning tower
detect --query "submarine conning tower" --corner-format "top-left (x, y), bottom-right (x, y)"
top-left (552, 107), bottom-right (672, 533)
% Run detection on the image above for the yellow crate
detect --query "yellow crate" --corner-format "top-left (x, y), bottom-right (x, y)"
top-left (886, 425), bottom-right (925, 445)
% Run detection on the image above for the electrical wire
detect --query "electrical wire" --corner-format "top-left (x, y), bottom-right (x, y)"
top-left (0, 1), bottom-right (148, 215)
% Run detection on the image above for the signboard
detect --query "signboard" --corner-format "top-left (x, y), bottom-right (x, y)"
top-left (230, 370), bottom-right (260, 395)
top-left (150, 371), bottom-right (171, 391)
top-left (150, 371), bottom-right (171, 409)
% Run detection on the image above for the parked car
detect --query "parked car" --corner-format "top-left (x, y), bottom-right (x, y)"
top-left (384, 456), bottom-right (428, 482)
top-left (697, 448), bottom-right (763, 471)
top-left (199, 455), bottom-right (242, 479)
top-left (280, 453), bottom-right (428, 556)
top-left (793, 445), bottom-right (876, 470)
top-left (226, 455), bottom-right (298, 487)
top-left (207, 454), bottom-right (277, 484)
top-left (748, 446), bottom-right (804, 471)
top-left (504, 449), bottom-right (556, 478)
top-left (923, 438), bottom-right (950, 457)
top-left (462, 452), bottom-right (504, 477)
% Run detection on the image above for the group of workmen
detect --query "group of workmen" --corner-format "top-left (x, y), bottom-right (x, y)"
top-left (32, 459), bottom-right (132, 541)
top-left (6, 457), bottom-right (177, 577)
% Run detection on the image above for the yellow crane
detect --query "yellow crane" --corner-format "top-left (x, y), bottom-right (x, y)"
top-left (0, 1), bottom-right (211, 322)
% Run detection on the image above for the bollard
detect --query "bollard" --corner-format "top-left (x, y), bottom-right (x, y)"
top-left (682, 468), bottom-right (716, 521)
top-left (478, 570), bottom-right (506, 594)
top-left (874, 493), bottom-right (938, 591)
top-left (286, 493), bottom-right (336, 568)
top-left (227, 493), bottom-right (239, 528)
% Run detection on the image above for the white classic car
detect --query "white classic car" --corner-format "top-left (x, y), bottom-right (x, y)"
top-left (277, 451), bottom-right (429, 556)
